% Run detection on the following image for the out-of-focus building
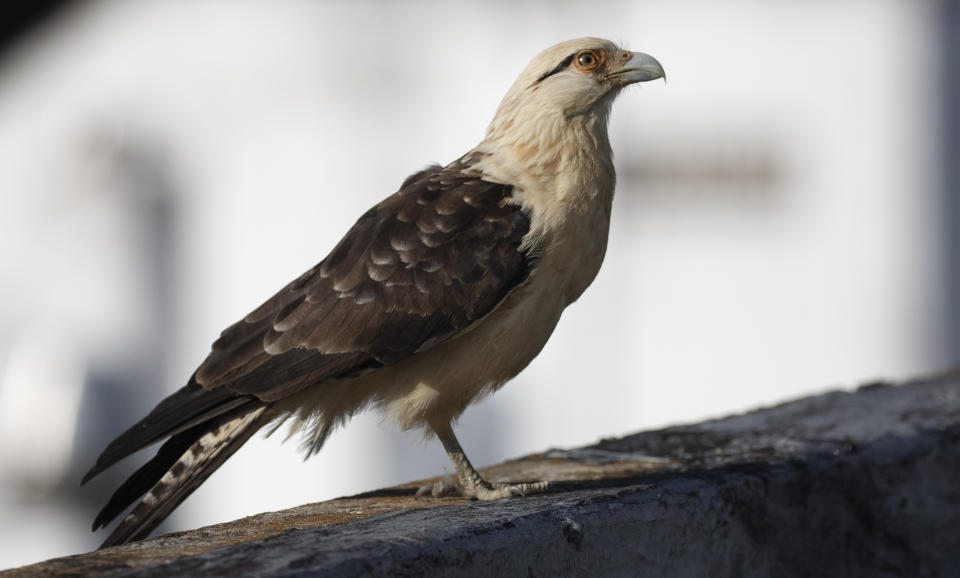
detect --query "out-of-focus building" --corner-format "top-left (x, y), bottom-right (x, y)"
top-left (0, 0), bottom-right (955, 569)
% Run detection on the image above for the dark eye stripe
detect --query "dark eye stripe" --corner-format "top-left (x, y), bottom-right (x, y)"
top-left (534, 53), bottom-right (576, 84)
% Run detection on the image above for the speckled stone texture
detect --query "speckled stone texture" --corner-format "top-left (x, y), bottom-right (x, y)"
top-left (5, 372), bottom-right (959, 577)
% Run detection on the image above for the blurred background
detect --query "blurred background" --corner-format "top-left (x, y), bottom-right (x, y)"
top-left (0, 0), bottom-right (957, 568)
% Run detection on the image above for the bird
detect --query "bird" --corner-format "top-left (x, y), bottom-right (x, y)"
top-left (82, 37), bottom-right (665, 548)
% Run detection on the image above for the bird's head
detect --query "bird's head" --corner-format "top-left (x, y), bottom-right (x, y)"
top-left (485, 38), bottom-right (664, 159)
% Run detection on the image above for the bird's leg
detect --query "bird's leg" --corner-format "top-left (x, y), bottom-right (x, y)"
top-left (422, 421), bottom-right (549, 500)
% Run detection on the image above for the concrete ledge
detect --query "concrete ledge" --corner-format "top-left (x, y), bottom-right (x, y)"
top-left (6, 372), bottom-right (960, 577)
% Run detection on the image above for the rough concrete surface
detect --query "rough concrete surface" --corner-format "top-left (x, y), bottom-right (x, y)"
top-left (5, 372), bottom-right (960, 577)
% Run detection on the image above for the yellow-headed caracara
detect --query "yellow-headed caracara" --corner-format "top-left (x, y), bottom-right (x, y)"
top-left (83, 37), bottom-right (665, 547)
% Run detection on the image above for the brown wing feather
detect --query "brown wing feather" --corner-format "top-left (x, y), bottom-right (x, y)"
top-left (195, 162), bottom-right (534, 401)
top-left (86, 160), bottom-right (533, 544)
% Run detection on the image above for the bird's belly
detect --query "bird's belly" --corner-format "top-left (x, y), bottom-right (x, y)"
top-left (377, 275), bottom-right (566, 428)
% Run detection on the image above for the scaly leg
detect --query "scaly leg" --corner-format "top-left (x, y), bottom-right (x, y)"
top-left (422, 421), bottom-right (549, 500)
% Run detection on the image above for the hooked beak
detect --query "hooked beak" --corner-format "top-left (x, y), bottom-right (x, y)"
top-left (605, 51), bottom-right (666, 84)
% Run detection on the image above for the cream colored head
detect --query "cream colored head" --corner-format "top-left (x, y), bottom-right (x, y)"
top-left (487, 37), bottom-right (664, 140)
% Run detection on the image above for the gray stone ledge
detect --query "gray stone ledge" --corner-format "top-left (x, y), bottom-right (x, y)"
top-left (5, 372), bottom-right (960, 577)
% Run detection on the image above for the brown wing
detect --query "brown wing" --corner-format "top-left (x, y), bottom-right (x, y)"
top-left (195, 164), bottom-right (534, 402)
top-left (83, 162), bottom-right (534, 542)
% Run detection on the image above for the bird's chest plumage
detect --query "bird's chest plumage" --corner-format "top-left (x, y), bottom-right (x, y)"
top-left (541, 204), bottom-right (612, 305)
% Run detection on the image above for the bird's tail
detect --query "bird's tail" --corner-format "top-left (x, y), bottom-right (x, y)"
top-left (94, 405), bottom-right (271, 549)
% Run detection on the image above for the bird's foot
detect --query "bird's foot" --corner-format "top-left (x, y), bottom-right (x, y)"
top-left (469, 479), bottom-right (550, 500)
top-left (416, 477), bottom-right (549, 500)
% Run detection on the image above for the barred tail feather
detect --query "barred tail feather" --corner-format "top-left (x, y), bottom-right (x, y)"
top-left (97, 405), bottom-right (270, 548)
top-left (82, 377), bottom-right (253, 485)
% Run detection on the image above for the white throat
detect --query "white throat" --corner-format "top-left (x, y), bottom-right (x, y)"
top-left (472, 92), bottom-right (617, 240)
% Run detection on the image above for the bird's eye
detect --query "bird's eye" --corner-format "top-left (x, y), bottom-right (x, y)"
top-left (574, 50), bottom-right (600, 71)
